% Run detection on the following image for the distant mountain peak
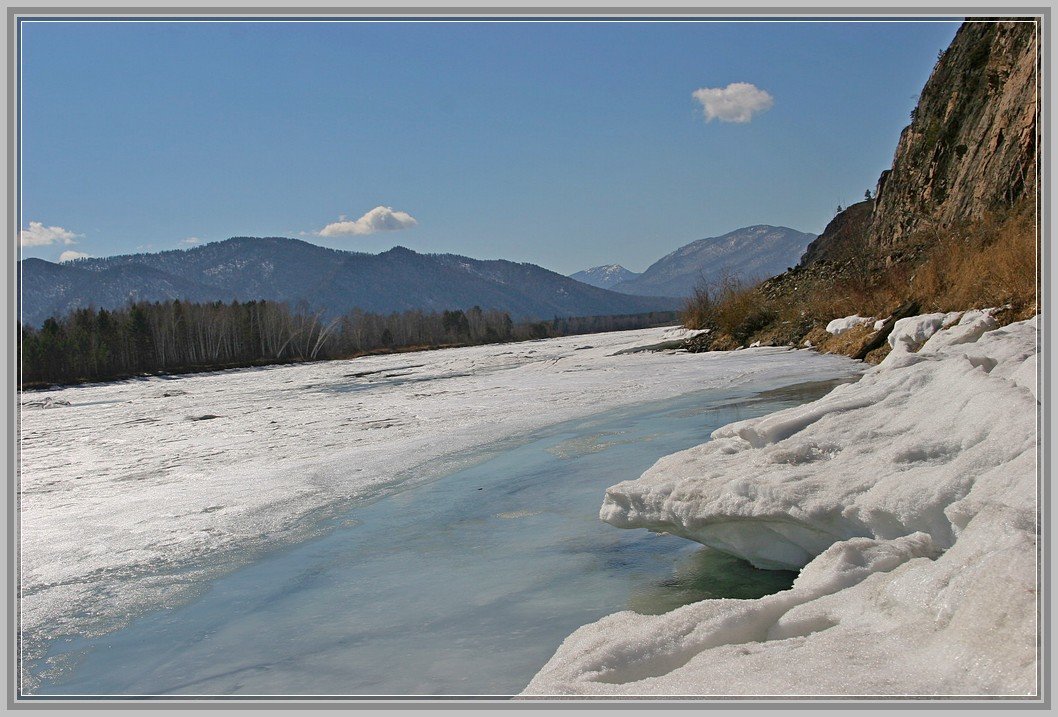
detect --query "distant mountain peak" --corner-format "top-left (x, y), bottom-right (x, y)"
top-left (569, 264), bottom-right (641, 290)
top-left (609, 225), bottom-right (816, 298)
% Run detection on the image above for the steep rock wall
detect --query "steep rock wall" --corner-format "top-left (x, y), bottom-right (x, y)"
top-left (869, 19), bottom-right (1039, 249)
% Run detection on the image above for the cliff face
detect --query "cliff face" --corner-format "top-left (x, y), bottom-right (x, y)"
top-left (691, 19), bottom-right (1038, 353)
top-left (800, 19), bottom-right (1039, 267)
top-left (869, 19), bottom-right (1038, 249)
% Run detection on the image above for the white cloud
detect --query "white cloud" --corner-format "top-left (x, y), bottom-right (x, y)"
top-left (20, 221), bottom-right (80, 247)
top-left (58, 250), bottom-right (90, 262)
top-left (692, 82), bottom-right (774, 123)
top-left (180, 237), bottom-right (202, 246)
top-left (318, 206), bottom-right (418, 237)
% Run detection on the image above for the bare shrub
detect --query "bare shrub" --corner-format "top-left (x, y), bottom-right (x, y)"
top-left (683, 273), bottom-right (777, 344)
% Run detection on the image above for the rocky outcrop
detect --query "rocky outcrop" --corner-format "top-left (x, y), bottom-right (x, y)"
top-left (803, 19), bottom-right (1038, 266)
top-left (799, 201), bottom-right (873, 266)
top-left (869, 19), bottom-right (1038, 249)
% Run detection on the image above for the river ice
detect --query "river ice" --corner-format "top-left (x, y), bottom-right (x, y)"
top-left (523, 315), bottom-right (1039, 697)
top-left (18, 326), bottom-right (861, 690)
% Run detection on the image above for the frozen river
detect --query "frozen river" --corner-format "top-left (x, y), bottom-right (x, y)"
top-left (19, 327), bottom-right (862, 695)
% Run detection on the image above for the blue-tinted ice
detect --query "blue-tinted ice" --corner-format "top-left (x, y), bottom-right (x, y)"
top-left (32, 379), bottom-right (848, 697)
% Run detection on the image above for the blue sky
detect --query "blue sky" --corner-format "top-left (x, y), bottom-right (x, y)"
top-left (19, 18), bottom-right (961, 274)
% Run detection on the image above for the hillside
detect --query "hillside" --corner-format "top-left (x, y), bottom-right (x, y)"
top-left (798, 201), bottom-right (874, 267)
top-left (19, 238), bottom-right (681, 326)
top-left (611, 226), bottom-right (815, 298)
top-left (21, 258), bottom-right (224, 326)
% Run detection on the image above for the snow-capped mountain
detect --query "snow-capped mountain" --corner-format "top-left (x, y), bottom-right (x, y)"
top-left (569, 264), bottom-right (641, 290)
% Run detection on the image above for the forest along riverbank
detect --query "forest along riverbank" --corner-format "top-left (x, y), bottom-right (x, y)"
top-left (31, 377), bottom-right (852, 696)
top-left (19, 326), bottom-right (863, 693)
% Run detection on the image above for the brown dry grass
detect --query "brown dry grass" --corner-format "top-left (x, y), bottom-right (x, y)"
top-left (682, 199), bottom-right (1037, 347)
top-left (683, 273), bottom-right (777, 344)
top-left (910, 205), bottom-right (1037, 313)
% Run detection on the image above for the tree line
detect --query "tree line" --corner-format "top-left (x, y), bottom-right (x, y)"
top-left (21, 299), bottom-right (678, 387)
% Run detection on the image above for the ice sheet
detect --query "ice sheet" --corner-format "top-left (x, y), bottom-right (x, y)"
top-left (19, 326), bottom-right (861, 681)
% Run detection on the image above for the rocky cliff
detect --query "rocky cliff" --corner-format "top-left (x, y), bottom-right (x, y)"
top-left (804, 18), bottom-right (1038, 265)
top-left (869, 19), bottom-right (1038, 249)
top-left (689, 18), bottom-right (1039, 356)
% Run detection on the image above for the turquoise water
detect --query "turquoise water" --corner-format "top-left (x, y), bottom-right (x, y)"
top-left (32, 378), bottom-right (849, 697)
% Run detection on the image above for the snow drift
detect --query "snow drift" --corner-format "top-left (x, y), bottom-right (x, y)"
top-left (523, 314), bottom-right (1038, 697)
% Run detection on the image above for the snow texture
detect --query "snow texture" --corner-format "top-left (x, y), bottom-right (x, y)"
top-left (523, 315), bottom-right (1038, 697)
top-left (825, 315), bottom-right (874, 335)
top-left (19, 327), bottom-right (860, 674)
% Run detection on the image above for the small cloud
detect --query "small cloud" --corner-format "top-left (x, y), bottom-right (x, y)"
top-left (58, 250), bottom-right (90, 262)
top-left (692, 82), bottom-right (774, 123)
top-left (180, 237), bottom-right (202, 246)
top-left (20, 221), bottom-right (80, 247)
top-left (318, 206), bottom-right (418, 237)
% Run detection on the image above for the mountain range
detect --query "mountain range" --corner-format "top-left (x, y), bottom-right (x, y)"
top-left (20, 238), bottom-right (682, 327)
top-left (572, 226), bottom-right (815, 299)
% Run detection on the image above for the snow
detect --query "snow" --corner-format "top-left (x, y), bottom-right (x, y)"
top-left (659, 326), bottom-right (709, 341)
top-left (523, 315), bottom-right (1038, 697)
top-left (825, 315), bottom-right (874, 335)
top-left (19, 326), bottom-right (861, 669)
top-left (881, 309), bottom-right (999, 369)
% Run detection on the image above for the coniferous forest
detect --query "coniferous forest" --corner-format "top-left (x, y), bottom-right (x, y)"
top-left (20, 299), bottom-right (678, 387)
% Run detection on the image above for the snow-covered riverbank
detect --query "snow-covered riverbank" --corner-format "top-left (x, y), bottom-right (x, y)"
top-left (523, 314), bottom-right (1039, 697)
top-left (19, 326), bottom-right (861, 684)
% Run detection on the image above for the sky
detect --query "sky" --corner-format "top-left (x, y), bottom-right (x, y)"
top-left (19, 18), bottom-right (961, 275)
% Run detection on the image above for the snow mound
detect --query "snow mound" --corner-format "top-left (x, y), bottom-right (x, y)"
top-left (524, 315), bottom-right (1038, 697)
top-left (825, 315), bottom-right (874, 335)
top-left (880, 309), bottom-right (1001, 370)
